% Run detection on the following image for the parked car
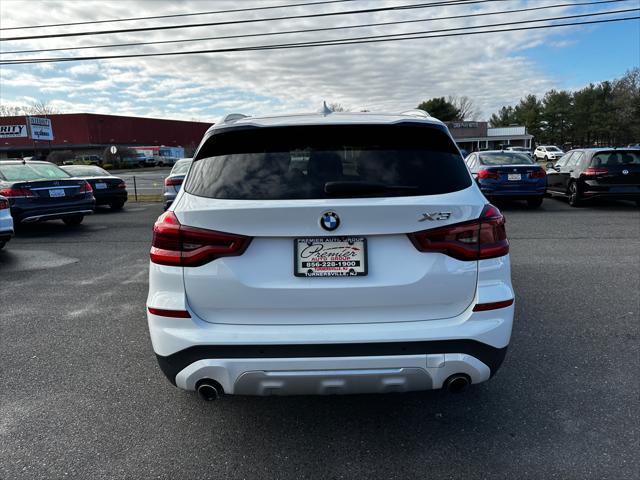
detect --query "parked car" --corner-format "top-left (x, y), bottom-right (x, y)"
top-left (163, 158), bottom-right (192, 210)
top-left (465, 150), bottom-right (547, 208)
top-left (155, 156), bottom-right (179, 167)
top-left (72, 154), bottom-right (103, 165)
top-left (122, 152), bottom-right (155, 168)
top-left (61, 165), bottom-right (127, 210)
top-left (505, 146), bottom-right (534, 158)
top-left (0, 195), bottom-right (14, 250)
top-left (546, 148), bottom-right (640, 207)
top-left (0, 160), bottom-right (95, 225)
top-left (534, 145), bottom-right (564, 161)
top-left (146, 110), bottom-right (514, 400)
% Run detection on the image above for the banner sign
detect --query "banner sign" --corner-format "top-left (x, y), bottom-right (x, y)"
top-left (0, 124), bottom-right (28, 138)
top-left (29, 116), bottom-right (54, 140)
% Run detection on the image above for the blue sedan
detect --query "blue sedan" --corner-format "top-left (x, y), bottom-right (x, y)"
top-left (464, 150), bottom-right (547, 208)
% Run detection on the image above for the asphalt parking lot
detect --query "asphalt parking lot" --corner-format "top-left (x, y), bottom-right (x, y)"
top-left (112, 167), bottom-right (171, 197)
top-left (0, 198), bottom-right (638, 480)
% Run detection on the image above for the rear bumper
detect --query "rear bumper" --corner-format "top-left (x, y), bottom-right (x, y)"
top-left (581, 190), bottom-right (640, 201)
top-left (163, 191), bottom-right (178, 208)
top-left (157, 341), bottom-right (508, 394)
top-left (11, 198), bottom-right (95, 223)
top-left (0, 230), bottom-right (13, 242)
top-left (480, 187), bottom-right (546, 198)
top-left (148, 302), bottom-right (514, 394)
top-left (94, 191), bottom-right (127, 205)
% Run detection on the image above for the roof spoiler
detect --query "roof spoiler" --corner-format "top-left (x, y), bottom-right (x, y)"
top-left (399, 109), bottom-right (431, 118)
top-left (221, 113), bottom-right (249, 124)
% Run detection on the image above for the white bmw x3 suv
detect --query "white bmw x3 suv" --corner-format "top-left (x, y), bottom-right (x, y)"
top-left (146, 110), bottom-right (514, 400)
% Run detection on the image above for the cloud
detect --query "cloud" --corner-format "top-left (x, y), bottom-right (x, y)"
top-left (0, 0), bottom-right (616, 121)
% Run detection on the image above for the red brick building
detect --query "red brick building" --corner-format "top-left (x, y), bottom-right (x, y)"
top-left (0, 113), bottom-right (212, 159)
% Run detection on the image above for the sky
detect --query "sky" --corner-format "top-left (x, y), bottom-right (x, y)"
top-left (0, 0), bottom-right (638, 123)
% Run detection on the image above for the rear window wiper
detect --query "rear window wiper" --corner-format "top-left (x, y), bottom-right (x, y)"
top-left (324, 181), bottom-right (418, 196)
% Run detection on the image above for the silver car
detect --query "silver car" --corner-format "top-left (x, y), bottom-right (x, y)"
top-left (0, 194), bottom-right (14, 250)
top-left (163, 158), bottom-right (192, 210)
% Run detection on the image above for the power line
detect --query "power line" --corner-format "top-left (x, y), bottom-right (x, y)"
top-left (2, 0), bottom-right (628, 56)
top-left (0, 0), bottom-right (507, 42)
top-left (2, 15), bottom-right (637, 65)
top-left (0, 0), bottom-right (357, 31)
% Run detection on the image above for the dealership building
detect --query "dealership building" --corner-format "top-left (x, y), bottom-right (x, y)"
top-left (446, 121), bottom-right (533, 152)
top-left (0, 114), bottom-right (532, 160)
top-left (0, 113), bottom-right (212, 160)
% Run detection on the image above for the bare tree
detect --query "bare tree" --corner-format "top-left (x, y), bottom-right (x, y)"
top-left (25, 100), bottom-right (60, 115)
top-left (0, 100), bottom-right (61, 117)
top-left (0, 104), bottom-right (25, 117)
top-left (448, 96), bottom-right (477, 121)
top-left (328, 102), bottom-right (349, 112)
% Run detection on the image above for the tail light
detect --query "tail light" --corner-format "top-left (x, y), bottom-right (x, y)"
top-left (79, 181), bottom-right (93, 193)
top-left (0, 187), bottom-right (34, 198)
top-left (582, 167), bottom-right (608, 176)
top-left (116, 182), bottom-right (127, 189)
top-left (477, 169), bottom-right (499, 180)
top-left (528, 169), bottom-right (546, 179)
top-left (0, 197), bottom-right (9, 209)
top-left (164, 177), bottom-right (182, 186)
top-left (408, 204), bottom-right (509, 261)
top-left (150, 211), bottom-right (252, 267)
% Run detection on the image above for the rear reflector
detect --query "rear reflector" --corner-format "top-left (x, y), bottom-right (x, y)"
top-left (164, 177), bottom-right (183, 186)
top-left (408, 204), bottom-right (509, 261)
top-left (147, 307), bottom-right (191, 318)
top-left (473, 299), bottom-right (514, 312)
top-left (150, 211), bottom-right (252, 267)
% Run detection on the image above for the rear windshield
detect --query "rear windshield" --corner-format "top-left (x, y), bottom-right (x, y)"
top-left (184, 124), bottom-right (471, 199)
top-left (0, 163), bottom-right (71, 181)
top-left (479, 153), bottom-right (534, 165)
top-left (591, 151), bottom-right (640, 166)
top-left (62, 166), bottom-right (110, 176)
top-left (171, 160), bottom-right (192, 175)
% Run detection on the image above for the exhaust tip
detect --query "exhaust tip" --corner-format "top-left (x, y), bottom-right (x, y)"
top-left (445, 374), bottom-right (470, 394)
top-left (196, 380), bottom-right (222, 401)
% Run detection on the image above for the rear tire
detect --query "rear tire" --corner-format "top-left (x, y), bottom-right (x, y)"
top-left (527, 197), bottom-right (543, 209)
top-left (0, 241), bottom-right (5, 250)
top-left (110, 201), bottom-right (125, 211)
top-left (568, 182), bottom-right (582, 207)
top-left (63, 215), bottom-right (84, 226)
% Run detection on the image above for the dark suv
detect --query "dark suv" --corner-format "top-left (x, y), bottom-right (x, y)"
top-left (546, 148), bottom-right (640, 207)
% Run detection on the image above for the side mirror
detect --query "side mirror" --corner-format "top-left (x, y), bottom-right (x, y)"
top-left (546, 162), bottom-right (555, 170)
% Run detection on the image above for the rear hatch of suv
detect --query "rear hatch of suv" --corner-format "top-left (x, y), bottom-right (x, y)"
top-left (587, 150), bottom-right (640, 188)
top-left (167, 123), bottom-right (489, 325)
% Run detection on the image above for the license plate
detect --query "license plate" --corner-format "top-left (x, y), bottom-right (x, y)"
top-left (507, 174), bottom-right (521, 181)
top-left (49, 189), bottom-right (65, 197)
top-left (295, 237), bottom-right (367, 277)
top-left (95, 182), bottom-right (107, 189)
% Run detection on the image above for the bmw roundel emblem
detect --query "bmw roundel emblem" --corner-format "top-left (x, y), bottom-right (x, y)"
top-left (622, 169), bottom-right (629, 175)
top-left (320, 211), bottom-right (340, 231)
